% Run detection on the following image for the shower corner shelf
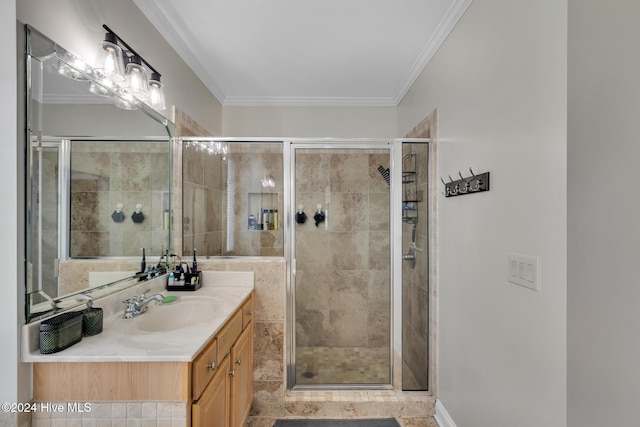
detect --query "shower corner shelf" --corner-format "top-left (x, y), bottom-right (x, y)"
top-left (402, 152), bottom-right (419, 224)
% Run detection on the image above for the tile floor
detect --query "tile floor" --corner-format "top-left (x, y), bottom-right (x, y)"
top-left (248, 417), bottom-right (438, 427)
top-left (295, 346), bottom-right (390, 385)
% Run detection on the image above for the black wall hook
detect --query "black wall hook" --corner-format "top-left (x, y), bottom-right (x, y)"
top-left (441, 170), bottom-right (490, 198)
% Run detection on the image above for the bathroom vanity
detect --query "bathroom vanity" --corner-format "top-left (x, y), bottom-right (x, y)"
top-left (22, 272), bottom-right (255, 427)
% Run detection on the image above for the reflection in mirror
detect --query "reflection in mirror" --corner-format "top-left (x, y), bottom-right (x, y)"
top-left (24, 25), bottom-right (173, 322)
top-left (69, 140), bottom-right (169, 258)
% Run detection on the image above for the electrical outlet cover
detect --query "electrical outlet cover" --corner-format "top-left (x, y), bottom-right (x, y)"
top-left (508, 253), bottom-right (540, 291)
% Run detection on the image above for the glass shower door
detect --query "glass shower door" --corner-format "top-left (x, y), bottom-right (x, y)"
top-left (291, 145), bottom-right (392, 387)
top-left (27, 139), bottom-right (66, 312)
top-left (401, 141), bottom-right (429, 390)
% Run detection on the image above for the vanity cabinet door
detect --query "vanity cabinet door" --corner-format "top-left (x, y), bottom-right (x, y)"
top-left (192, 337), bottom-right (218, 401)
top-left (192, 356), bottom-right (230, 427)
top-left (229, 322), bottom-right (253, 427)
top-left (241, 295), bottom-right (253, 329)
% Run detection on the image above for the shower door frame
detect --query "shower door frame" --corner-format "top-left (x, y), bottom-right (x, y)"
top-left (286, 138), bottom-right (430, 391)
top-left (27, 138), bottom-right (70, 311)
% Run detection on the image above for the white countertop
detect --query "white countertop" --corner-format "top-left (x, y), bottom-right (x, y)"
top-left (22, 271), bottom-right (254, 363)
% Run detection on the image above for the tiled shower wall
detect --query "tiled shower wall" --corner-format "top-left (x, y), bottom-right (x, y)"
top-left (294, 149), bottom-right (391, 353)
top-left (182, 141), bottom-right (224, 256)
top-left (69, 141), bottom-right (169, 257)
top-left (182, 143), bottom-right (284, 257)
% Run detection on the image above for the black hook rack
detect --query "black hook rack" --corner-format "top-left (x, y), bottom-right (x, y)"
top-left (440, 168), bottom-right (490, 198)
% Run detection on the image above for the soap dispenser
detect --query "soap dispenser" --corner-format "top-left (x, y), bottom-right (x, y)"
top-left (314, 204), bottom-right (326, 227)
top-left (76, 295), bottom-right (103, 337)
top-left (295, 204), bottom-right (307, 224)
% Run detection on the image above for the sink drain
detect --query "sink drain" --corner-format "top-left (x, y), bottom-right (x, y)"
top-left (302, 371), bottom-right (315, 378)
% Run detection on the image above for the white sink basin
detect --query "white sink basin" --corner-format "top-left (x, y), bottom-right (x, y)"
top-left (115, 296), bottom-right (222, 332)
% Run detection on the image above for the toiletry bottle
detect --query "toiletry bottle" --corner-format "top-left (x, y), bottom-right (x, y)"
top-left (268, 209), bottom-right (274, 230)
top-left (274, 209), bottom-right (279, 230)
top-left (192, 249), bottom-right (198, 273)
top-left (140, 248), bottom-right (146, 275)
top-left (168, 272), bottom-right (174, 287)
top-left (263, 209), bottom-right (269, 229)
top-left (248, 214), bottom-right (256, 230)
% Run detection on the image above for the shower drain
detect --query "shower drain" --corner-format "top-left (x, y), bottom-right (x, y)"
top-left (302, 371), bottom-right (315, 378)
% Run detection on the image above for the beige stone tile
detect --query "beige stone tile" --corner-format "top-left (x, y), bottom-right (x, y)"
top-left (251, 380), bottom-right (286, 417)
top-left (330, 153), bottom-right (369, 193)
top-left (247, 417), bottom-right (278, 427)
top-left (284, 401), bottom-right (344, 418)
top-left (369, 231), bottom-right (390, 270)
top-left (327, 192), bottom-right (369, 232)
top-left (295, 152), bottom-right (331, 193)
top-left (399, 417), bottom-right (439, 427)
top-left (369, 192), bottom-right (391, 231)
top-left (329, 232), bottom-right (368, 270)
top-left (254, 322), bottom-right (284, 381)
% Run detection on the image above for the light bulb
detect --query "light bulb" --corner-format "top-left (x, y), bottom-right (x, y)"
top-left (123, 55), bottom-right (149, 100)
top-left (94, 33), bottom-right (125, 83)
top-left (148, 72), bottom-right (166, 110)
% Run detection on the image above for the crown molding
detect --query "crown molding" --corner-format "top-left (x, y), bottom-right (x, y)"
top-left (135, 0), bottom-right (473, 107)
top-left (133, 0), bottom-right (227, 104)
top-left (392, 0), bottom-right (474, 105)
top-left (222, 96), bottom-right (399, 108)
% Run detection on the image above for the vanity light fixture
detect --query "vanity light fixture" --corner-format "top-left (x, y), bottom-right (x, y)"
top-left (94, 25), bottom-right (167, 110)
top-left (93, 31), bottom-right (126, 83)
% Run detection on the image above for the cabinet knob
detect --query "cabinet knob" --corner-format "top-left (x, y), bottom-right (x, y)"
top-left (207, 361), bottom-right (217, 371)
top-left (235, 358), bottom-right (241, 366)
top-left (229, 369), bottom-right (236, 377)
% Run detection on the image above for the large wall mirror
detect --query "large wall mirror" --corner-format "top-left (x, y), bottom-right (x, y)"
top-left (24, 25), bottom-right (174, 322)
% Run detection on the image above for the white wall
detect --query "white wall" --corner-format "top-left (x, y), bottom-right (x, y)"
top-left (0, 1), bottom-right (19, 424)
top-left (568, 1), bottom-right (640, 426)
top-left (17, 0), bottom-right (223, 135)
top-left (398, 1), bottom-right (567, 426)
top-left (222, 106), bottom-right (396, 137)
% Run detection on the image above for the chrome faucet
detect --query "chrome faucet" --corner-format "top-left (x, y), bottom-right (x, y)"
top-left (122, 289), bottom-right (164, 319)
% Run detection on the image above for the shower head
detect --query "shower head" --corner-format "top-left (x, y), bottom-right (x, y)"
top-left (377, 165), bottom-right (390, 186)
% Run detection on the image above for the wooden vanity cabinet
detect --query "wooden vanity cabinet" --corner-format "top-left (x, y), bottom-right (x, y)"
top-left (230, 321), bottom-right (253, 427)
top-left (191, 293), bottom-right (254, 427)
top-left (192, 356), bottom-right (230, 427)
top-left (32, 291), bottom-right (254, 427)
